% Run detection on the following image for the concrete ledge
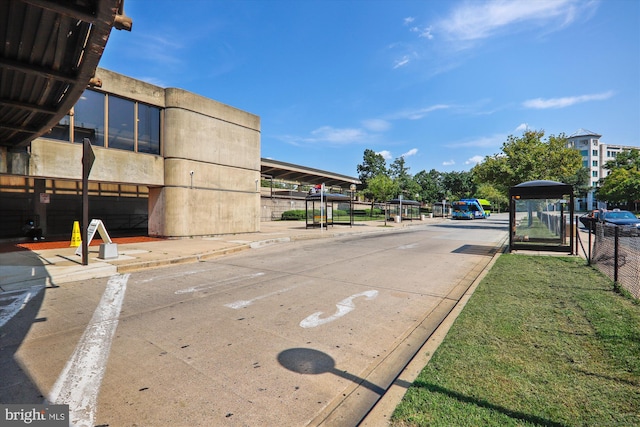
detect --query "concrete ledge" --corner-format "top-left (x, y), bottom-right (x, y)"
top-left (116, 245), bottom-right (251, 274)
top-left (250, 238), bottom-right (290, 248)
top-left (116, 255), bottom-right (200, 273)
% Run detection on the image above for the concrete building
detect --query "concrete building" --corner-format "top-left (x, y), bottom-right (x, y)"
top-left (1, 67), bottom-right (360, 240)
top-left (1, 68), bottom-right (261, 238)
top-left (566, 128), bottom-right (639, 210)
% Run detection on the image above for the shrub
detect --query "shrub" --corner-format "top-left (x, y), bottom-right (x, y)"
top-left (281, 210), bottom-right (306, 220)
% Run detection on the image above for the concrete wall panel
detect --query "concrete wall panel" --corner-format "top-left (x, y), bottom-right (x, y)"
top-left (149, 186), bottom-right (259, 237)
top-left (29, 139), bottom-right (164, 186)
top-left (163, 89), bottom-right (260, 171)
top-left (164, 158), bottom-right (258, 192)
top-left (96, 68), bottom-right (165, 107)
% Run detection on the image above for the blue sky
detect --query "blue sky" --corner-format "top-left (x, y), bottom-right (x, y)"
top-left (100, 0), bottom-right (640, 178)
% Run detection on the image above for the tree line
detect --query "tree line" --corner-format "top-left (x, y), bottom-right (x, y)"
top-left (357, 130), bottom-right (640, 212)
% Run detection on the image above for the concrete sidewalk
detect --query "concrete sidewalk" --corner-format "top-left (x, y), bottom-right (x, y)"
top-left (0, 219), bottom-right (438, 293)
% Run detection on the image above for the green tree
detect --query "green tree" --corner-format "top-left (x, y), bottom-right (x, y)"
top-left (414, 169), bottom-right (444, 203)
top-left (357, 149), bottom-right (388, 186)
top-left (598, 149), bottom-right (640, 209)
top-left (476, 183), bottom-right (508, 212)
top-left (389, 156), bottom-right (421, 200)
top-left (367, 174), bottom-right (399, 225)
top-left (441, 170), bottom-right (476, 200)
top-left (472, 130), bottom-right (583, 193)
top-left (604, 148), bottom-right (640, 171)
top-left (357, 149), bottom-right (388, 213)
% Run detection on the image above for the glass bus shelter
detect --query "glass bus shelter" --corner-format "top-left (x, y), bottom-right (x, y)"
top-left (305, 193), bottom-right (352, 228)
top-left (387, 198), bottom-right (421, 222)
top-left (509, 180), bottom-right (574, 253)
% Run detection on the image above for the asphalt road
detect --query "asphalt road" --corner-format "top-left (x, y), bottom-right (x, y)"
top-left (5, 215), bottom-right (509, 426)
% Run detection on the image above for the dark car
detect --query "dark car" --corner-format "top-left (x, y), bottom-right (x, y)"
top-left (601, 210), bottom-right (640, 228)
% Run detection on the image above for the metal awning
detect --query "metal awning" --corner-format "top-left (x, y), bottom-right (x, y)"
top-left (261, 158), bottom-right (360, 189)
top-left (0, 0), bottom-right (131, 151)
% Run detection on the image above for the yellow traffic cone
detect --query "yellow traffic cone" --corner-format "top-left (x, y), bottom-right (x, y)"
top-left (70, 221), bottom-right (81, 247)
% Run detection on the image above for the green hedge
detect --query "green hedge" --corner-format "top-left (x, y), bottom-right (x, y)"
top-left (281, 208), bottom-right (385, 221)
top-left (281, 210), bottom-right (306, 220)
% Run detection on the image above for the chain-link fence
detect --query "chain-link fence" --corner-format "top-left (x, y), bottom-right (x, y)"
top-left (590, 223), bottom-right (640, 299)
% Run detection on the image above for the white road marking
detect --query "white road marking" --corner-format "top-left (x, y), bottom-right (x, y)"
top-left (175, 272), bottom-right (265, 294)
top-left (398, 243), bottom-right (418, 249)
top-left (224, 285), bottom-right (298, 309)
top-left (47, 274), bottom-right (129, 427)
top-left (0, 285), bottom-right (45, 328)
top-left (300, 290), bottom-right (379, 328)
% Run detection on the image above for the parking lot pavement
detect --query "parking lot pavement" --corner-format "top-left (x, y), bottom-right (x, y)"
top-left (0, 219), bottom-right (438, 293)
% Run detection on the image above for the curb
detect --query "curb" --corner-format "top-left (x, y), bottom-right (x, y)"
top-left (116, 245), bottom-right (252, 273)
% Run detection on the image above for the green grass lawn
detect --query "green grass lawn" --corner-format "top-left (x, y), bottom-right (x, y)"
top-left (391, 254), bottom-right (640, 427)
top-left (516, 216), bottom-right (561, 240)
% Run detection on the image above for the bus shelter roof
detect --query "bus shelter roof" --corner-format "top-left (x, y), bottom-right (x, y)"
top-left (387, 198), bottom-right (420, 205)
top-left (509, 180), bottom-right (573, 199)
top-left (305, 193), bottom-right (351, 202)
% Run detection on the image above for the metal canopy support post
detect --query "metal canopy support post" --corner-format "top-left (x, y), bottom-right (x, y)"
top-left (82, 138), bottom-right (95, 266)
top-left (320, 183), bottom-right (325, 231)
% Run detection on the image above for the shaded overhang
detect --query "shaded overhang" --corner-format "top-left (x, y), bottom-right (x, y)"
top-left (0, 0), bottom-right (131, 151)
top-left (261, 158), bottom-right (361, 189)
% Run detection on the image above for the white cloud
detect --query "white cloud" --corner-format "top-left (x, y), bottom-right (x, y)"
top-left (393, 55), bottom-right (411, 69)
top-left (433, 0), bottom-right (596, 47)
top-left (522, 91), bottom-right (614, 109)
top-left (401, 148), bottom-right (418, 158)
top-left (442, 160), bottom-right (456, 166)
top-left (377, 150), bottom-right (393, 160)
top-left (465, 155), bottom-right (485, 165)
top-left (515, 123), bottom-right (529, 132)
top-left (404, 17), bottom-right (415, 25)
top-left (390, 104), bottom-right (450, 120)
top-left (410, 26), bottom-right (434, 39)
top-left (309, 126), bottom-right (366, 144)
top-left (362, 119), bottom-right (391, 132)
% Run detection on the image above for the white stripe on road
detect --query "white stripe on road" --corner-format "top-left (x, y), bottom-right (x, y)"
top-left (0, 285), bottom-right (45, 329)
top-left (224, 284), bottom-right (298, 309)
top-left (300, 290), bottom-right (379, 328)
top-left (175, 272), bottom-right (265, 295)
top-left (48, 274), bottom-right (129, 427)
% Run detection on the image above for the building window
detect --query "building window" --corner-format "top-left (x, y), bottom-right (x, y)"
top-left (580, 150), bottom-right (588, 157)
top-left (42, 89), bottom-right (161, 155)
top-left (592, 171), bottom-right (598, 178)
top-left (46, 114), bottom-right (71, 141)
top-left (138, 104), bottom-right (161, 154)
top-left (592, 149), bottom-right (598, 156)
top-left (592, 160), bottom-right (598, 167)
top-left (74, 90), bottom-right (105, 146)
top-left (583, 160), bottom-right (588, 168)
top-left (592, 181), bottom-right (598, 187)
top-left (108, 96), bottom-right (135, 151)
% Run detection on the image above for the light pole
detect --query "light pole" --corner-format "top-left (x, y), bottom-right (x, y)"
top-left (350, 184), bottom-right (356, 227)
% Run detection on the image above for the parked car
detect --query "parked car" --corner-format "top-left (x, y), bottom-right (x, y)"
top-left (601, 209), bottom-right (640, 228)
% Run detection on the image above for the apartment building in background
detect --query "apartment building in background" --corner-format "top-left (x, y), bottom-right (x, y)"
top-left (566, 128), bottom-right (639, 210)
